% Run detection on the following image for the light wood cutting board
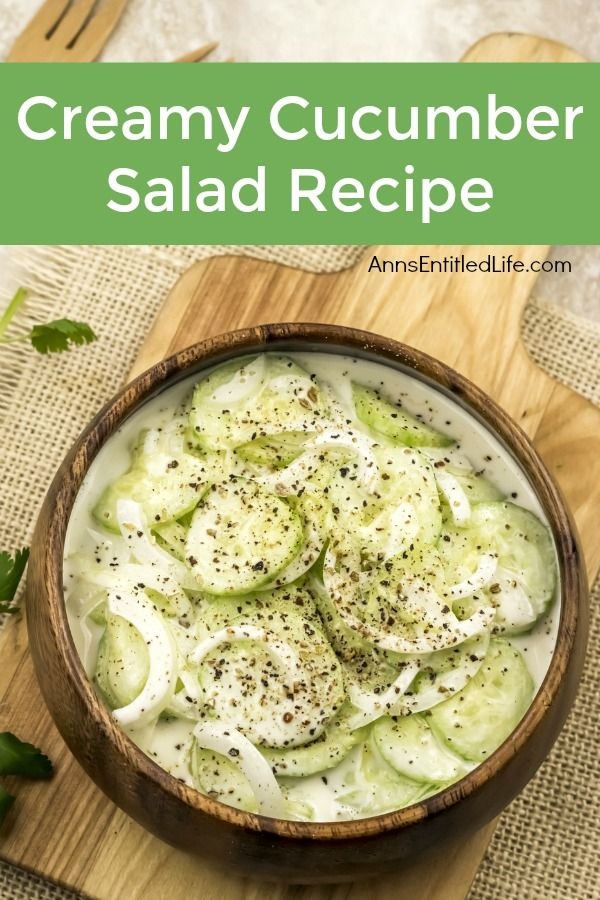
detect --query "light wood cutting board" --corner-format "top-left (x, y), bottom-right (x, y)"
top-left (1, 31), bottom-right (597, 900)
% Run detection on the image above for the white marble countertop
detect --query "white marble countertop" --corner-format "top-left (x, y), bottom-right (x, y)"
top-left (0, 0), bottom-right (598, 321)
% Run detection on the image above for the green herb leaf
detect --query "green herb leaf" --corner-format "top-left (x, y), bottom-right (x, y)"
top-left (0, 547), bottom-right (30, 614)
top-left (0, 733), bottom-right (53, 778)
top-left (0, 784), bottom-right (15, 827)
top-left (0, 288), bottom-right (28, 341)
top-left (29, 319), bottom-right (97, 354)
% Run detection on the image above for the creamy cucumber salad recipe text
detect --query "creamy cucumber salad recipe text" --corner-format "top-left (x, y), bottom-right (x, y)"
top-left (65, 353), bottom-right (558, 821)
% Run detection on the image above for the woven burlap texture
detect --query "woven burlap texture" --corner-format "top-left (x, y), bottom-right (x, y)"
top-left (0, 243), bottom-right (598, 900)
top-left (0, 864), bottom-right (81, 900)
top-left (0, 245), bottom-right (362, 561)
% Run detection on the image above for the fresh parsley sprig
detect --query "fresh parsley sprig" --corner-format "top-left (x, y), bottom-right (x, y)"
top-left (0, 733), bottom-right (53, 779)
top-left (0, 287), bottom-right (97, 354)
top-left (0, 733), bottom-right (53, 827)
top-left (0, 548), bottom-right (30, 615)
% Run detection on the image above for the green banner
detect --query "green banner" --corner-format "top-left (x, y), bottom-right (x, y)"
top-left (0, 62), bottom-right (598, 244)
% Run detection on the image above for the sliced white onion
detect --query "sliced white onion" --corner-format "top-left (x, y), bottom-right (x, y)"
top-left (389, 579), bottom-right (451, 629)
top-left (261, 508), bottom-right (325, 589)
top-left (108, 589), bottom-right (177, 729)
top-left (312, 429), bottom-right (380, 493)
top-left (76, 591), bottom-right (106, 619)
top-left (323, 548), bottom-right (494, 655)
top-left (346, 660), bottom-right (422, 729)
top-left (207, 356), bottom-right (266, 405)
top-left (116, 499), bottom-right (198, 593)
top-left (255, 490), bottom-right (328, 591)
top-left (395, 632), bottom-right (490, 715)
top-left (178, 667), bottom-right (203, 701)
top-left (435, 470), bottom-right (471, 524)
top-left (163, 665), bottom-right (205, 719)
top-left (258, 448), bottom-right (331, 495)
top-left (256, 427), bottom-right (379, 496)
top-left (192, 721), bottom-right (285, 817)
top-left (360, 501), bottom-right (419, 561)
top-left (74, 558), bottom-right (193, 620)
top-left (447, 552), bottom-right (498, 599)
top-left (141, 420), bottom-right (190, 468)
top-left (321, 379), bottom-right (355, 421)
top-left (69, 591), bottom-right (107, 679)
top-left (190, 625), bottom-right (300, 685)
top-left (490, 567), bottom-right (536, 631)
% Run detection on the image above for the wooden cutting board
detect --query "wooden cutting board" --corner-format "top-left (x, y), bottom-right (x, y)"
top-left (1, 31), bottom-right (597, 900)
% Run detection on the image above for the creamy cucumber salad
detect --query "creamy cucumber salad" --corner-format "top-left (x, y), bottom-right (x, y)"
top-left (64, 352), bottom-right (558, 822)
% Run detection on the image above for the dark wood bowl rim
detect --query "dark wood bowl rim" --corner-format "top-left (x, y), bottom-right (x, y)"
top-left (38, 322), bottom-right (583, 841)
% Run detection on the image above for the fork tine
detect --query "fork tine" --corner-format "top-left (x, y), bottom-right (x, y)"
top-left (52, 0), bottom-right (97, 46)
top-left (6, 0), bottom-right (71, 60)
top-left (23, 0), bottom-right (72, 34)
top-left (70, 0), bottom-right (128, 59)
top-left (174, 41), bottom-right (219, 63)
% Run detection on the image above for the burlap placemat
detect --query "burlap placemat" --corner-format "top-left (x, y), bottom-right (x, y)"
top-left (0, 244), bottom-right (598, 900)
top-left (0, 245), bottom-right (362, 561)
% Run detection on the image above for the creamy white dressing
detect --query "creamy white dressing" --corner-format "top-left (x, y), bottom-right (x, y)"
top-left (64, 351), bottom-right (560, 821)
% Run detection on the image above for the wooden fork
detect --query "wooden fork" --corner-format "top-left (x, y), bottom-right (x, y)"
top-left (7, 0), bottom-right (129, 62)
top-left (175, 42), bottom-right (220, 63)
top-left (8, 2), bottom-right (223, 64)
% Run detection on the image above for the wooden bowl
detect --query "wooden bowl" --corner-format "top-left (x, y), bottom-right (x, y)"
top-left (26, 323), bottom-right (588, 883)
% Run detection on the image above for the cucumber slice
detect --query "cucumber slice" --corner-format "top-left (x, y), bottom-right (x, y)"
top-left (400, 634), bottom-right (490, 714)
top-left (93, 425), bottom-right (211, 532)
top-left (337, 738), bottom-right (437, 816)
top-left (196, 355), bottom-right (267, 405)
top-left (373, 715), bottom-right (471, 783)
top-left (189, 743), bottom-right (259, 814)
top-left (323, 538), bottom-right (494, 656)
top-left (475, 502), bottom-right (556, 625)
top-left (428, 639), bottom-right (534, 762)
top-left (186, 479), bottom-right (304, 595)
top-left (95, 613), bottom-right (149, 709)
top-left (327, 444), bottom-right (442, 558)
top-left (236, 431), bottom-right (311, 469)
top-left (423, 450), bottom-right (503, 507)
top-left (362, 546), bottom-right (492, 653)
top-left (453, 470), bottom-right (503, 504)
top-left (192, 603), bottom-right (345, 749)
top-left (487, 568), bottom-right (539, 634)
top-left (343, 653), bottom-right (421, 729)
top-left (439, 501), bottom-right (557, 633)
top-left (259, 493), bottom-right (331, 590)
top-left (353, 384), bottom-right (453, 448)
top-left (256, 443), bottom-right (356, 499)
top-left (88, 597), bottom-right (107, 626)
top-left (261, 711), bottom-right (366, 777)
top-left (153, 520), bottom-right (187, 562)
top-left (189, 355), bottom-right (327, 451)
top-left (438, 524), bottom-right (493, 590)
top-left (313, 577), bottom-right (375, 660)
top-left (195, 583), bottom-right (321, 635)
top-left (280, 791), bottom-right (317, 821)
top-left (342, 647), bottom-right (413, 698)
